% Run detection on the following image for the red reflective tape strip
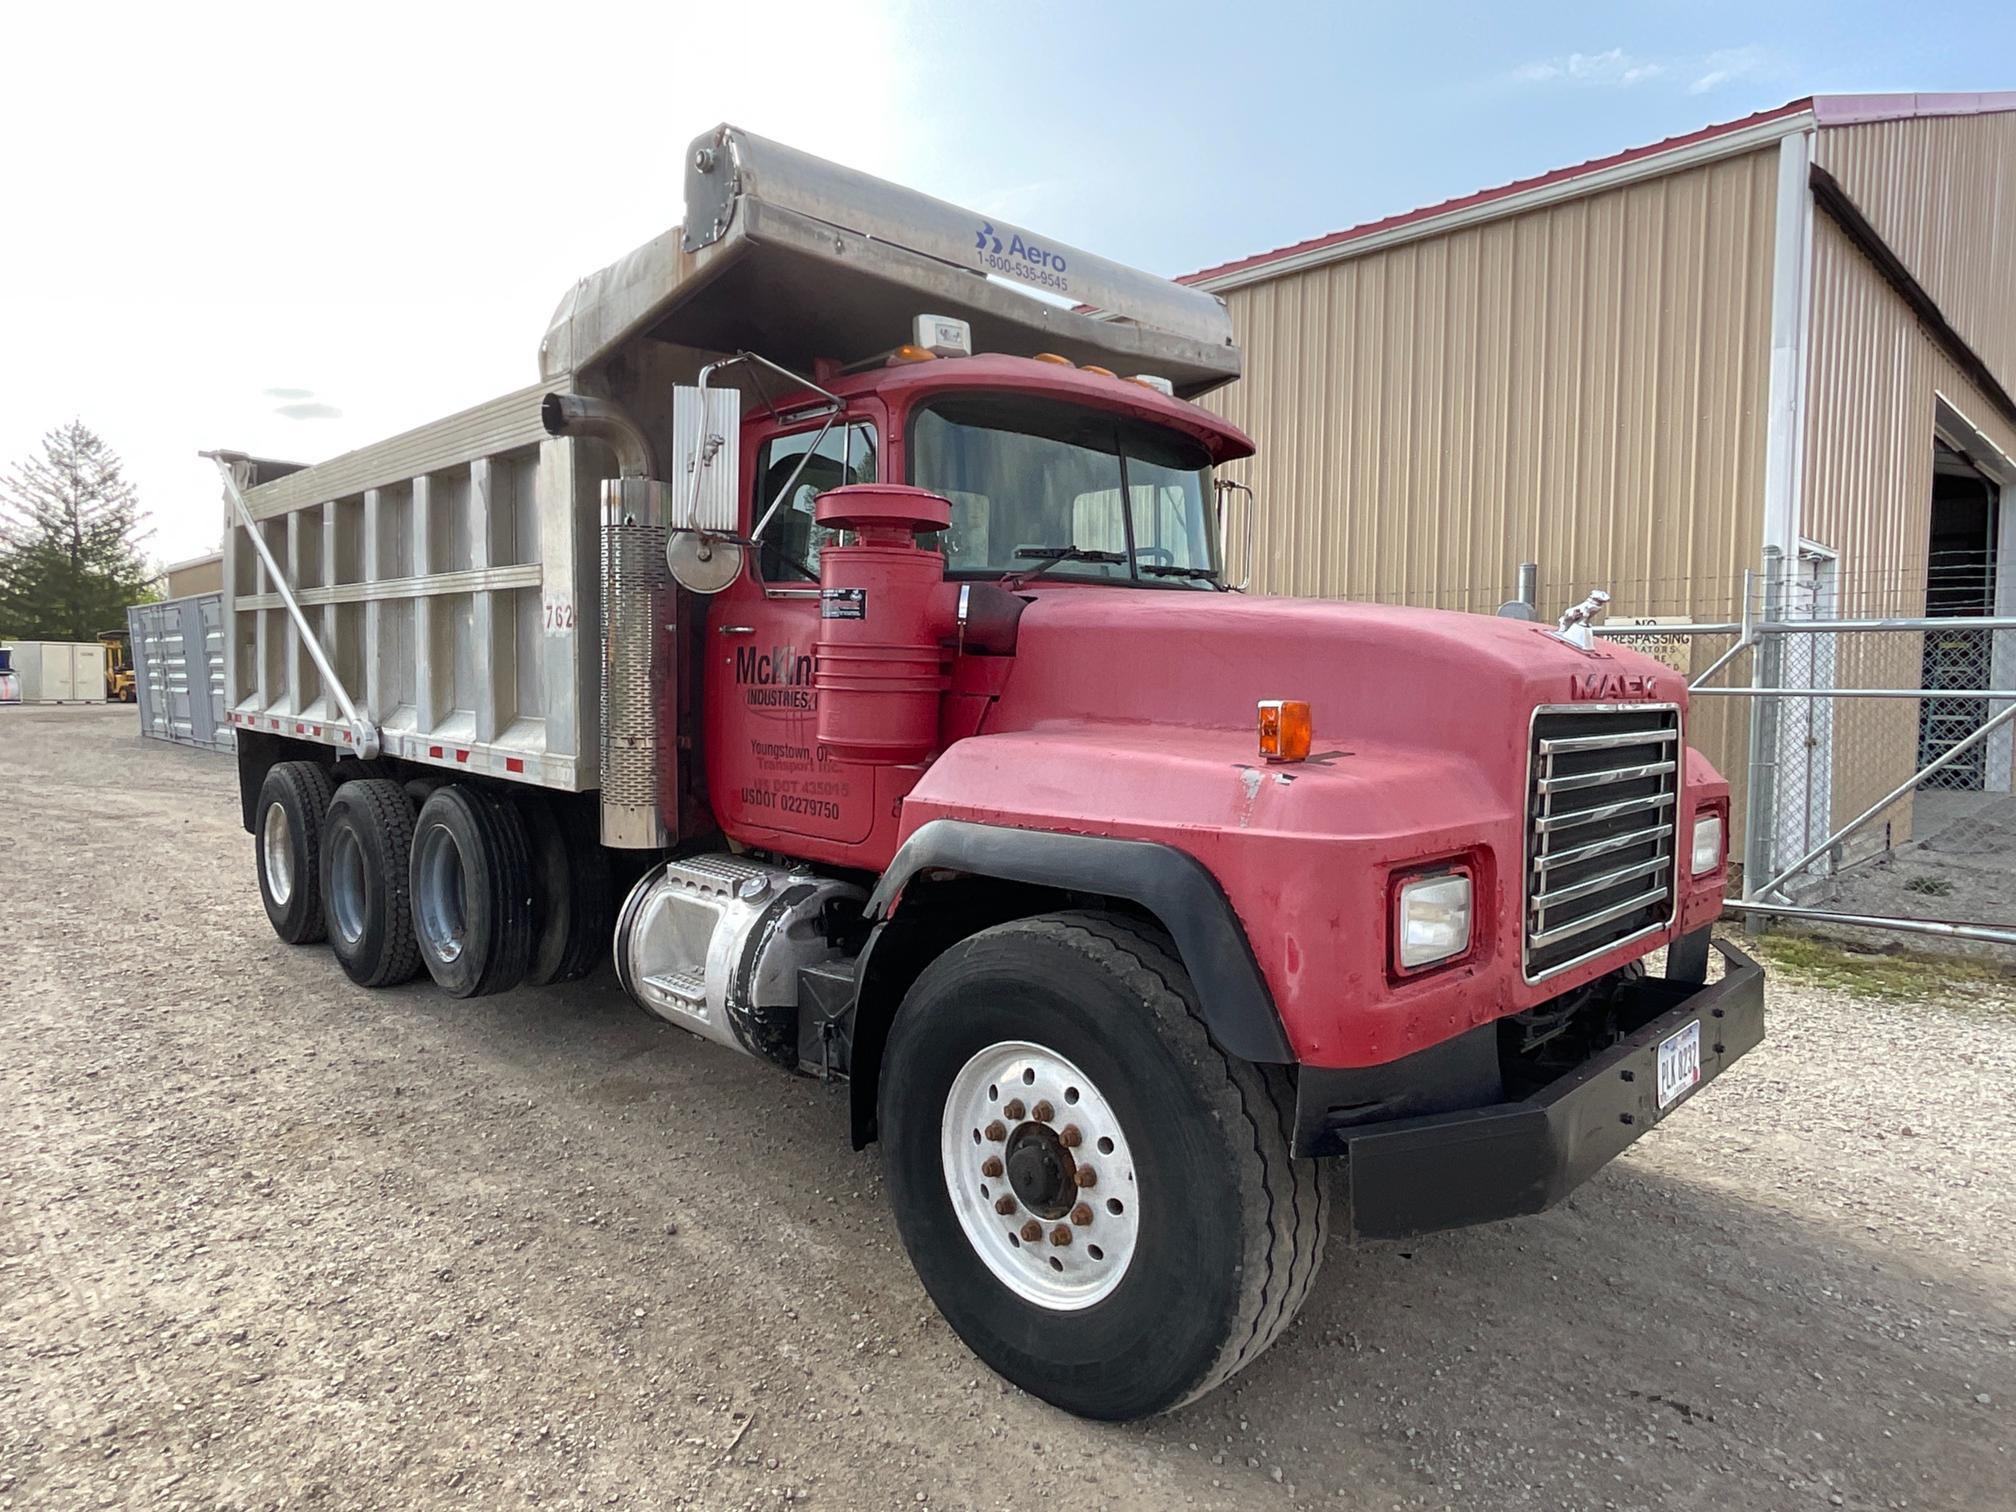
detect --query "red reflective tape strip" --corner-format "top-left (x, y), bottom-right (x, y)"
top-left (455, 750), bottom-right (470, 764)
top-left (428, 745), bottom-right (443, 758)
top-left (505, 757), bottom-right (524, 773)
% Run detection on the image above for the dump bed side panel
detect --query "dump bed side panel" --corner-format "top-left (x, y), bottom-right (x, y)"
top-left (221, 384), bottom-right (609, 792)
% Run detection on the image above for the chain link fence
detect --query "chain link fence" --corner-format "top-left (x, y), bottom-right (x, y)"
top-left (1584, 548), bottom-right (2016, 945)
top-left (1256, 547), bottom-right (2011, 942)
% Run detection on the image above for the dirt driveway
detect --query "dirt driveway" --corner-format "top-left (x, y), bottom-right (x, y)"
top-left (3, 706), bottom-right (2011, 1510)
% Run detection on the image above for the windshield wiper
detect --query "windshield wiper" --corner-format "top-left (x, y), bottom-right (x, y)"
top-left (1005, 545), bottom-right (1128, 588)
top-left (1137, 563), bottom-right (1226, 588)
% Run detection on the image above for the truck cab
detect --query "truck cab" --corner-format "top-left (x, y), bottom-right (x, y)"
top-left (221, 124), bottom-right (1764, 1423)
top-left (703, 352), bottom-right (1244, 865)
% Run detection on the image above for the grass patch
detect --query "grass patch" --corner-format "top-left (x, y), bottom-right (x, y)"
top-left (1742, 929), bottom-right (2016, 1011)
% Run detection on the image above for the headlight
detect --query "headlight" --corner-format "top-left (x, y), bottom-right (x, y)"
top-left (1691, 812), bottom-right (1724, 875)
top-left (1396, 872), bottom-right (1473, 970)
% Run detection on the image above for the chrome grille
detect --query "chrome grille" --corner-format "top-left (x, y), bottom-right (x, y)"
top-left (1524, 705), bottom-right (1681, 982)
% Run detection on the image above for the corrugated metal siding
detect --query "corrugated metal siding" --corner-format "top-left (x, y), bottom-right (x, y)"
top-left (1814, 113), bottom-right (2016, 396)
top-left (1205, 147), bottom-right (1777, 617)
top-left (1202, 147), bottom-right (1780, 828)
top-left (1798, 213), bottom-right (2016, 850)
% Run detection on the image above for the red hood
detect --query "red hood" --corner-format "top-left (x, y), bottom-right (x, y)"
top-left (983, 587), bottom-right (1681, 781)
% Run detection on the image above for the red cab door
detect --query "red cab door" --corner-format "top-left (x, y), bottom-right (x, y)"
top-left (703, 414), bottom-right (884, 848)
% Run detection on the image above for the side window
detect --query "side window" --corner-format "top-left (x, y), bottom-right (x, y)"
top-left (756, 422), bottom-right (879, 582)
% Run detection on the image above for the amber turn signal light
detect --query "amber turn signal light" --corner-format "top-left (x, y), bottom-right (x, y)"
top-left (1257, 700), bottom-right (1312, 762)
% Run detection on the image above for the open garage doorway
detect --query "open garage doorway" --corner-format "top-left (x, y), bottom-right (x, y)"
top-left (1920, 404), bottom-right (2015, 792)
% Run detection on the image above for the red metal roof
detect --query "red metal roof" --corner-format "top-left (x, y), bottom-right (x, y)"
top-left (1180, 91), bottom-right (2016, 288)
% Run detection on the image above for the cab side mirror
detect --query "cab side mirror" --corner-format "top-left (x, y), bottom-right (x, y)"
top-left (671, 383), bottom-right (741, 535)
top-left (1215, 477), bottom-right (1254, 592)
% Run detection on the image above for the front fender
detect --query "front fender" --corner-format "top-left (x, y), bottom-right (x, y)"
top-left (866, 820), bottom-right (1295, 1064)
top-left (895, 723), bottom-right (1518, 1069)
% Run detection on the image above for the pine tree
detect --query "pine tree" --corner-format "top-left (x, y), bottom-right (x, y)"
top-left (0, 421), bottom-right (156, 641)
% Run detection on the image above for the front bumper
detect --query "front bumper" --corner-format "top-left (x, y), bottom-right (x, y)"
top-left (1305, 942), bottom-right (1765, 1240)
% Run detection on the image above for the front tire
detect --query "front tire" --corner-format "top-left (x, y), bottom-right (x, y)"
top-left (255, 760), bottom-right (339, 944)
top-left (878, 911), bottom-right (1327, 1419)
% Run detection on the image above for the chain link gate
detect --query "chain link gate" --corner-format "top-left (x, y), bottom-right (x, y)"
top-left (1588, 550), bottom-right (2016, 947)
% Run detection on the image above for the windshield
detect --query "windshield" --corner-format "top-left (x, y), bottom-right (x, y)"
top-left (908, 394), bottom-right (1220, 586)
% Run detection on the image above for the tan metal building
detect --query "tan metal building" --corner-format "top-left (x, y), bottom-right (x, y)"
top-left (161, 551), bottom-right (224, 599)
top-left (1186, 92), bottom-right (2016, 864)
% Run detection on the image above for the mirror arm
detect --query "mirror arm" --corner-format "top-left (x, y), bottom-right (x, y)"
top-left (685, 352), bottom-right (844, 545)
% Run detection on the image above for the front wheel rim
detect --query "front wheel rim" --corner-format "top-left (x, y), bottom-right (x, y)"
top-left (263, 802), bottom-right (294, 906)
top-left (940, 1040), bottom-right (1141, 1311)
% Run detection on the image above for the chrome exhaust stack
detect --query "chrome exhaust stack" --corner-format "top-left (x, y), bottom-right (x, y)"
top-left (544, 391), bottom-right (671, 848)
top-left (541, 391), bottom-right (656, 478)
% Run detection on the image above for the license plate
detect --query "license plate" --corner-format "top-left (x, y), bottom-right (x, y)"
top-left (1656, 1020), bottom-right (1702, 1110)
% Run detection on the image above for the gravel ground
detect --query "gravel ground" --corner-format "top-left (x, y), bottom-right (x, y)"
top-left (3, 705), bottom-right (2012, 1511)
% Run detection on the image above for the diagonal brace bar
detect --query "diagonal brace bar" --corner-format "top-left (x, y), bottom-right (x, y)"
top-left (1753, 699), bottom-right (2016, 901)
top-left (206, 454), bottom-right (380, 759)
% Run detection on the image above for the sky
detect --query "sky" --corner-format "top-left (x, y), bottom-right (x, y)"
top-left (2, 0), bottom-right (2010, 566)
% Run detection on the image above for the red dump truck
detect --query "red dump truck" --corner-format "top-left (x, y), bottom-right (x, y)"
top-left (214, 125), bottom-right (1763, 1420)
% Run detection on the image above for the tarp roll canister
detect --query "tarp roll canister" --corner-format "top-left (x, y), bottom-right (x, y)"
top-left (812, 485), bottom-right (956, 765)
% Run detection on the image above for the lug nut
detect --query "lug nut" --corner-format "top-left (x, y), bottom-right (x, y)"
top-left (1070, 1203), bottom-right (1094, 1226)
top-left (1031, 1100), bottom-right (1054, 1122)
top-left (994, 1195), bottom-right (1017, 1215)
top-left (1075, 1165), bottom-right (1097, 1189)
top-left (1003, 1099), bottom-right (1026, 1121)
top-left (1049, 1224), bottom-right (1072, 1247)
top-left (1058, 1124), bottom-right (1082, 1148)
top-left (984, 1120), bottom-right (1007, 1142)
top-left (1020, 1220), bottom-right (1043, 1243)
top-left (981, 1156), bottom-right (1004, 1178)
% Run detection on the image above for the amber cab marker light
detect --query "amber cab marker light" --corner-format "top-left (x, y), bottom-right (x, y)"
top-left (885, 344), bottom-right (939, 365)
top-left (1257, 700), bottom-right (1312, 762)
top-left (1031, 352), bottom-right (1075, 367)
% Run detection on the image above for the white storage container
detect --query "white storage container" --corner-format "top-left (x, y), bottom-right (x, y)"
top-left (0, 641), bottom-right (107, 702)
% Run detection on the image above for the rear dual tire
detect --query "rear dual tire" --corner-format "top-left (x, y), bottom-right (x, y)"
top-left (522, 794), bottom-right (611, 987)
top-left (257, 765), bottom-right (601, 999)
top-left (321, 780), bottom-right (422, 988)
top-left (410, 785), bottom-right (536, 998)
top-left (256, 761), bottom-right (340, 944)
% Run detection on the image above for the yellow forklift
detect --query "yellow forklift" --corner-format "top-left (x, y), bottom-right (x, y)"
top-left (100, 628), bottom-right (136, 702)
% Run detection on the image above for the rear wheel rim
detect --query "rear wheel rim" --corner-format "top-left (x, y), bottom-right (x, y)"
top-left (327, 826), bottom-right (367, 945)
top-left (940, 1040), bottom-right (1141, 1311)
top-left (415, 823), bottom-right (468, 964)
top-left (263, 802), bottom-right (294, 906)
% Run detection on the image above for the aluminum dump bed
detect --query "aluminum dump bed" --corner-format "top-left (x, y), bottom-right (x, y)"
top-left (219, 124), bottom-right (1239, 794)
top-left (217, 387), bottom-right (599, 787)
